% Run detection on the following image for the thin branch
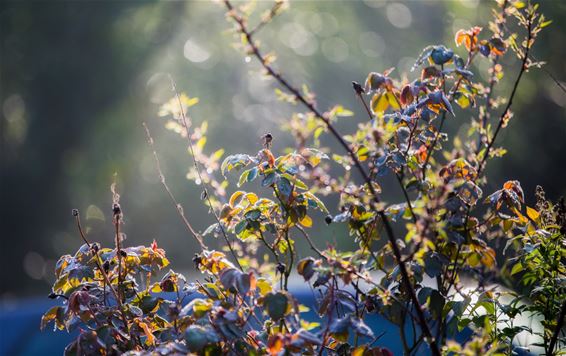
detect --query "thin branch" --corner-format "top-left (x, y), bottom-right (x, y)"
top-left (168, 78), bottom-right (244, 271)
top-left (248, 1), bottom-right (284, 37)
top-left (259, 230), bottom-right (280, 264)
top-left (475, 15), bottom-right (533, 179)
top-left (142, 122), bottom-right (207, 250)
top-left (396, 173), bottom-right (417, 224)
top-left (479, 0), bottom-right (509, 135)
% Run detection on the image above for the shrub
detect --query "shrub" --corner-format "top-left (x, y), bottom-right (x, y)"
top-left (42, 1), bottom-right (565, 355)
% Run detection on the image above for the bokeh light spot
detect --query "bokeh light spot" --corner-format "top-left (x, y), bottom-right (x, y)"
top-left (386, 3), bottom-right (412, 29)
top-left (23, 251), bottom-right (45, 280)
top-left (322, 37), bottom-right (349, 63)
top-left (183, 38), bottom-right (211, 63)
top-left (359, 31), bottom-right (385, 58)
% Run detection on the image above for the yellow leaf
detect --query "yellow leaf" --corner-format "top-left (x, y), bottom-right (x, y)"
top-left (352, 346), bottom-right (367, 356)
top-left (371, 93), bottom-right (389, 114)
top-left (480, 247), bottom-right (496, 269)
top-left (229, 191), bottom-right (245, 207)
top-left (245, 192), bottom-right (259, 205)
top-left (299, 215), bottom-right (312, 228)
top-left (526, 206), bottom-right (540, 222)
top-left (196, 136), bottom-right (207, 151)
top-left (503, 219), bottom-right (514, 233)
top-left (256, 278), bottom-right (272, 296)
top-left (386, 92), bottom-right (400, 110)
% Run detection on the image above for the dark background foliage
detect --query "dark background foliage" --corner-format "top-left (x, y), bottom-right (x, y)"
top-left (1, 0), bottom-right (565, 301)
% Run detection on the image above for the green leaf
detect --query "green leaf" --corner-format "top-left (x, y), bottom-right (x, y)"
top-left (277, 177), bottom-right (293, 197)
top-left (261, 172), bottom-right (278, 187)
top-left (238, 170), bottom-right (250, 187)
top-left (304, 192), bottom-right (328, 213)
top-left (202, 223), bottom-right (219, 237)
top-left (244, 209), bottom-right (261, 221)
top-left (540, 20), bottom-right (552, 28)
top-left (263, 292), bottom-right (289, 320)
top-left (281, 173), bottom-right (308, 190)
top-left (235, 220), bottom-right (248, 235)
top-left (221, 154), bottom-right (255, 176)
top-left (185, 325), bottom-right (218, 352)
top-left (510, 262), bottom-right (523, 276)
top-left (247, 167), bottom-right (259, 182)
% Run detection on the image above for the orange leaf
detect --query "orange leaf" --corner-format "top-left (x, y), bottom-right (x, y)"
top-left (138, 321), bottom-right (155, 346)
top-left (267, 334), bottom-right (283, 355)
top-left (263, 149), bottom-right (276, 167)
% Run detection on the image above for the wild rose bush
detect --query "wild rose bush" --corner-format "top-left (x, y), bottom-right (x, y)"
top-left (42, 1), bottom-right (565, 355)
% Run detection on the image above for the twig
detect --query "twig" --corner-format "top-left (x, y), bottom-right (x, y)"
top-left (474, 15), bottom-right (533, 179)
top-left (396, 173), bottom-right (417, 223)
top-left (168, 77), bottom-right (243, 271)
top-left (259, 230), bottom-right (280, 264)
top-left (479, 0), bottom-right (509, 145)
top-left (248, 1), bottom-right (284, 37)
top-left (142, 122), bottom-right (207, 250)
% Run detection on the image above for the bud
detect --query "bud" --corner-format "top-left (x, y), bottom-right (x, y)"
top-left (112, 203), bottom-right (121, 216)
top-left (102, 260), bottom-right (110, 273)
top-left (72, 209), bottom-right (79, 217)
top-left (193, 254), bottom-right (203, 269)
top-left (276, 262), bottom-right (286, 274)
top-left (325, 215), bottom-right (333, 225)
top-left (352, 81), bottom-right (364, 95)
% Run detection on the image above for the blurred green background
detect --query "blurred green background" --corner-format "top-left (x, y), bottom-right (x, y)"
top-left (1, 0), bottom-right (565, 304)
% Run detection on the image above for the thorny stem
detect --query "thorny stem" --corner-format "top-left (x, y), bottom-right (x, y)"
top-left (168, 78), bottom-right (243, 271)
top-left (142, 123), bottom-right (206, 250)
top-left (223, 2), bottom-right (441, 354)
